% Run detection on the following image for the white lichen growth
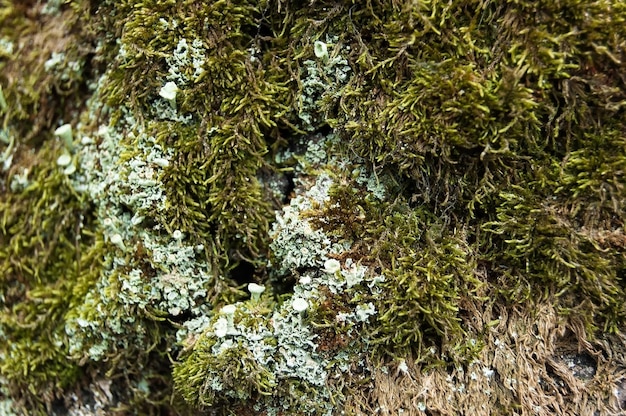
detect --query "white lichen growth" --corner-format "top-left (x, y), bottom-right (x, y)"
top-left (54, 123), bottom-right (74, 150)
top-left (64, 73), bottom-right (214, 360)
top-left (298, 35), bottom-right (351, 131)
top-left (291, 297), bottom-right (309, 312)
top-left (269, 172), bottom-right (347, 276)
top-left (109, 233), bottom-right (125, 251)
top-left (166, 38), bottom-right (206, 84)
top-left (323, 258), bottom-right (341, 274)
top-left (9, 168), bottom-right (29, 192)
top-left (159, 81), bottom-right (178, 110)
top-left (219, 305), bottom-right (238, 336)
top-left (248, 283), bottom-right (265, 302)
top-left (0, 383), bottom-right (17, 416)
top-left (355, 302), bottom-right (377, 322)
top-left (313, 40), bottom-right (328, 60)
top-left (44, 52), bottom-right (82, 82)
top-left (56, 153), bottom-right (72, 167)
top-left (0, 37), bottom-right (14, 55)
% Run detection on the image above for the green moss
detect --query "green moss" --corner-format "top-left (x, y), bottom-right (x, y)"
top-left (481, 174), bottom-right (625, 333)
top-left (159, 119), bottom-right (273, 265)
top-left (0, 1), bottom-right (94, 148)
top-left (95, 0), bottom-right (298, 269)
top-left (174, 336), bottom-right (276, 409)
top-left (311, 176), bottom-right (484, 363)
top-left (558, 128), bottom-right (626, 216)
top-left (313, 0), bottom-right (626, 347)
top-left (0, 142), bottom-right (90, 411)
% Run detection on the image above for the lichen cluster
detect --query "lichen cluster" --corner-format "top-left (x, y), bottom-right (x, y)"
top-left (1, 0), bottom-right (625, 415)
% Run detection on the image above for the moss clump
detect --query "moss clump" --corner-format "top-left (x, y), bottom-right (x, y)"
top-left (173, 336), bottom-right (276, 409)
top-left (0, 1), bottom-right (95, 147)
top-left (481, 173), bottom-right (626, 333)
top-left (308, 0), bottom-right (626, 344)
top-left (310, 175), bottom-right (484, 363)
top-left (0, 141), bottom-right (90, 411)
top-left (96, 0), bottom-right (297, 268)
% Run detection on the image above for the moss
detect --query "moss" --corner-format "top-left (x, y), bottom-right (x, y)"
top-left (173, 336), bottom-right (276, 409)
top-left (309, 287), bottom-right (355, 354)
top-left (558, 128), bottom-right (626, 218)
top-left (0, 141), bottom-right (90, 411)
top-left (93, 0), bottom-right (299, 270)
top-left (310, 175), bottom-right (484, 363)
top-left (481, 177), bottom-right (625, 333)
top-left (311, 0), bottom-right (626, 346)
top-left (0, 1), bottom-right (95, 148)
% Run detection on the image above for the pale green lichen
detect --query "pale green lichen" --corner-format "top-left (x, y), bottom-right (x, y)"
top-left (165, 38), bottom-right (206, 85)
top-left (0, 38), bottom-right (13, 56)
top-left (172, 131), bottom-right (392, 412)
top-left (0, 399), bottom-right (17, 416)
top-left (298, 35), bottom-right (351, 131)
top-left (269, 173), bottom-right (342, 276)
top-left (64, 81), bottom-right (216, 362)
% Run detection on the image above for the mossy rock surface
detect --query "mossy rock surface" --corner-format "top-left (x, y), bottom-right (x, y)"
top-left (0, 1), bottom-right (625, 414)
